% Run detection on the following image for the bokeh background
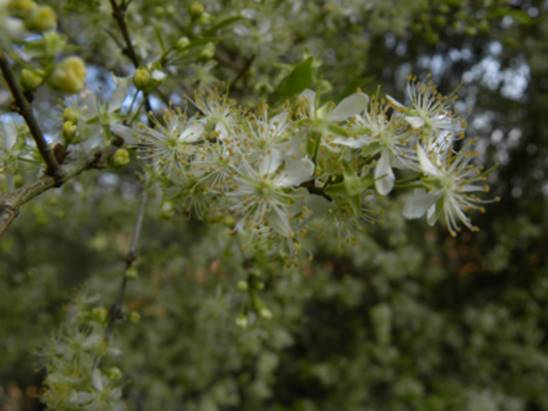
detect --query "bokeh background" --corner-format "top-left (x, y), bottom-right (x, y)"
top-left (1, 0), bottom-right (547, 410)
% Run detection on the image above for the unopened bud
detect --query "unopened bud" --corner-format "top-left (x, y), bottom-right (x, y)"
top-left (235, 313), bottom-right (248, 328)
top-left (199, 42), bottom-right (215, 60)
top-left (25, 5), bottom-right (57, 32)
top-left (198, 12), bottom-right (211, 25)
top-left (111, 148), bottom-right (130, 168)
top-left (189, 2), bottom-right (204, 17)
top-left (160, 201), bottom-right (174, 220)
top-left (129, 311), bottom-right (141, 324)
top-left (125, 266), bottom-right (138, 279)
top-left (133, 67), bottom-right (151, 90)
top-left (50, 56), bottom-right (87, 94)
top-left (175, 36), bottom-right (191, 51)
top-left (8, 0), bottom-right (37, 12)
top-left (20, 68), bottom-right (43, 91)
top-left (91, 307), bottom-right (108, 323)
top-left (63, 107), bottom-right (78, 123)
top-left (62, 121), bottom-right (77, 142)
top-left (107, 367), bottom-right (122, 381)
top-left (237, 280), bottom-right (248, 292)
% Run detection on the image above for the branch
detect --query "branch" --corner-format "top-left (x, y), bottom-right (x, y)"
top-left (300, 180), bottom-right (332, 202)
top-left (0, 147), bottom-right (115, 238)
top-left (0, 51), bottom-right (62, 183)
top-left (108, 0), bottom-right (153, 117)
top-left (104, 187), bottom-right (147, 341)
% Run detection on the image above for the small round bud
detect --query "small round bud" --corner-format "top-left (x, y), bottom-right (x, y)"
top-left (129, 311), bottom-right (141, 324)
top-left (107, 367), bottom-right (122, 381)
top-left (255, 281), bottom-right (265, 291)
top-left (125, 266), bottom-right (138, 279)
top-left (133, 67), bottom-right (151, 90)
top-left (199, 42), bottom-right (215, 60)
top-left (235, 314), bottom-right (248, 328)
top-left (237, 280), bottom-right (249, 292)
top-left (20, 68), bottom-right (43, 91)
top-left (25, 5), bottom-right (57, 32)
top-left (62, 121), bottom-right (77, 143)
top-left (91, 307), bottom-right (108, 323)
top-left (50, 56), bottom-right (87, 94)
top-left (13, 174), bottom-right (24, 188)
top-left (160, 201), bottom-right (174, 220)
top-left (111, 148), bottom-right (130, 168)
top-left (63, 107), bottom-right (78, 123)
top-left (189, 2), bottom-right (204, 17)
top-left (8, 0), bottom-right (37, 13)
top-left (175, 36), bottom-right (191, 51)
top-left (198, 12), bottom-right (211, 25)
top-left (259, 307), bottom-right (272, 320)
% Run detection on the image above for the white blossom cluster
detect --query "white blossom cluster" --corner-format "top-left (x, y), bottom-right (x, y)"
top-left (110, 79), bottom-right (493, 241)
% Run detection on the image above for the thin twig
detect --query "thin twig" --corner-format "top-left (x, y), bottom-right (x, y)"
top-left (104, 187), bottom-right (147, 341)
top-left (0, 51), bottom-right (62, 183)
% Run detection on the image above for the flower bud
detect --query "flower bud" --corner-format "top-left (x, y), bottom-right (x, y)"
top-left (198, 12), bottom-right (211, 25)
top-left (237, 280), bottom-right (248, 292)
top-left (13, 174), bottom-right (24, 188)
top-left (50, 57), bottom-right (87, 94)
top-left (91, 307), bottom-right (108, 323)
top-left (160, 201), bottom-right (174, 220)
top-left (25, 5), bottom-right (57, 32)
top-left (20, 68), bottom-right (43, 91)
top-left (129, 311), bottom-right (141, 324)
top-left (189, 2), bottom-right (204, 17)
top-left (63, 107), bottom-right (78, 123)
top-left (125, 266), bottom-right (138, 279)
top-left (175, 36), bottom-right (191, 51)
top-left (107, 367), bottom-right (122, 381)
top-left (199, 42), bottom-right (215, 60)
top-left (62, 121), bottom-right (77, 143)
top-left (259, 307), bottom-right (272, 320)
top-left (133, 67), bottom-right (151, 90)
top-left (111, 148), bottom-right (130, 168)
top-left (8, 0), bottom-right (36, 13)
top-left (235, 313), bottom-right (248, 328)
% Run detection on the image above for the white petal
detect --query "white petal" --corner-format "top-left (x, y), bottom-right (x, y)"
top-left (403, 190), bottom-right (439, 219)
top-left (259, 151), bottom-right (283, 176)
top-left (328, 92), bottom-right (369, 122)
top-left (151, 70), bottom-right (166, 81)
top-left (405, 116), bottom-right (425, 129)
top-left (179, 121), bottom-right (204, 143)
top-left (110, 123), bottom-right (137, 144)
top-left (276, 157), bottom-right (314, 187)
top-left (301, 89), bottom-right (316, 117)
top-left (332, 135), bottom-right (371, 148)
top-left (374, 150), bottom-right (395, 196)
top-left (417, 144), bottom-right (441, 177)
top-left (426, 203), bottom-right (438, 225)
top-left (268, 207), bottom-right (293, 237)
top-left (2, 123), bottom-right (17, 150)
top-left (386, 95), bottom-right (405, 109)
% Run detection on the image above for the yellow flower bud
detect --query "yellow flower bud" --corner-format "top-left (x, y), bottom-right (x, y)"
top-left (199, 42), bottom-right (215, 60)
top-left (125, 266), bottom-right (138, 279)
top-left (133, 67), bottom-right (151, 90)
top-left (20, 68), bottom-right (44, 91)
top-left (198, 12), bottom-right (211, 25)
top-left (63, 107), bottom-right (78, 123)
top-left (175, 36), bottom-right (191, 51)
top-left (25, 5), bottom-right (57, 32)
top-left (62, 121), bottom-right (77, 143)
top-left (111, 148), bottom-right (130, 168)
top-left (50, 56), bottom-right (87, 94)
top-left (107, 367), bottom-right (122, 381)
top-left (91, 307), bottom-right (108, 323)
top-left (189, 2), bottom-right (204, 17)
top-left (8, 0), bottom-right (37, 13)
top-left (129, 311), bottom-right (141, 324)
top-left (237, 280), bottom-right (249, 292)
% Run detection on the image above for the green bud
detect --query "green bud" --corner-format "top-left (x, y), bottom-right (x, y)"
top-left (129, 311), bottom-right (141, 324)
top-left (92, 307), bottom-right (108, 323)
top-left (189, 2), bottom-right (204, 17)
top-left (125, 266), bottom-right (138, 279)
top-left (259, 307), bottom-right (272, 320)
top-left (111, 148), bottom-right (130, 168)
top-left (49, 56), bottom-right (87, 94)
top-left (133, 67), bottom-right (151, 90)
top-left (198, 12), bottom-right (211, 25)
top-left (62, 121), bottom-right (77, 143)
top-left (237, 280), bottom-right (249, 292)
top-left (107, 367), bottom-right (122, 381)
top-left (160, 201), bottom-right (174, 220)
top-left (235, 313), bottom-right (248, 328)
top-left (25, 5), bottom-right (57, 32)
top-left (20, 68), bottom-right (44, 91)
top-left (175, 36), bottom-right (191, 51)
top-left (199, 42), bottom-right (215, 60)
top-left (8, 0), bottom-right (37, 13)
top-left (13, 174), bottom-right (24, 188)
top-left (63, 107), bottom-right (78, 123)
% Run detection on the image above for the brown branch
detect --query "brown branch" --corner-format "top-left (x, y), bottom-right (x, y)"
top-left (104, 187), bottom-right (147, 341)
top-left (108, 0), bottom-right (153, 117)
top-left (0, 51), bottom-right (62, 183)
top-left (0, 147), bottom-right (114, 238)
top-left (300, 180), bottom-right (332, 202)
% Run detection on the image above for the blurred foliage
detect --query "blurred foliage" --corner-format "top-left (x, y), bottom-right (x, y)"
top-left (1, 0), bottom-right (547, 410)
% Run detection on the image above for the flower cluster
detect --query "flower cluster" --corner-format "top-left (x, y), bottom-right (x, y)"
top-left (111, 79), bottom-right (492, 241)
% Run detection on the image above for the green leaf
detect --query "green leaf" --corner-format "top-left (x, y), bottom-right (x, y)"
top-left (273, 58), bottom-right (314, 103)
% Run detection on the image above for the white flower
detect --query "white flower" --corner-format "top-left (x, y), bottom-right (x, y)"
top-left (299, 89), bottom-right (369, 122)
top-left (229, 151), bottom-right (314, 236)
top-left (403, 144), bottom-right (492, 236)
top-left (192, 93), bottom-right (234, 140)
